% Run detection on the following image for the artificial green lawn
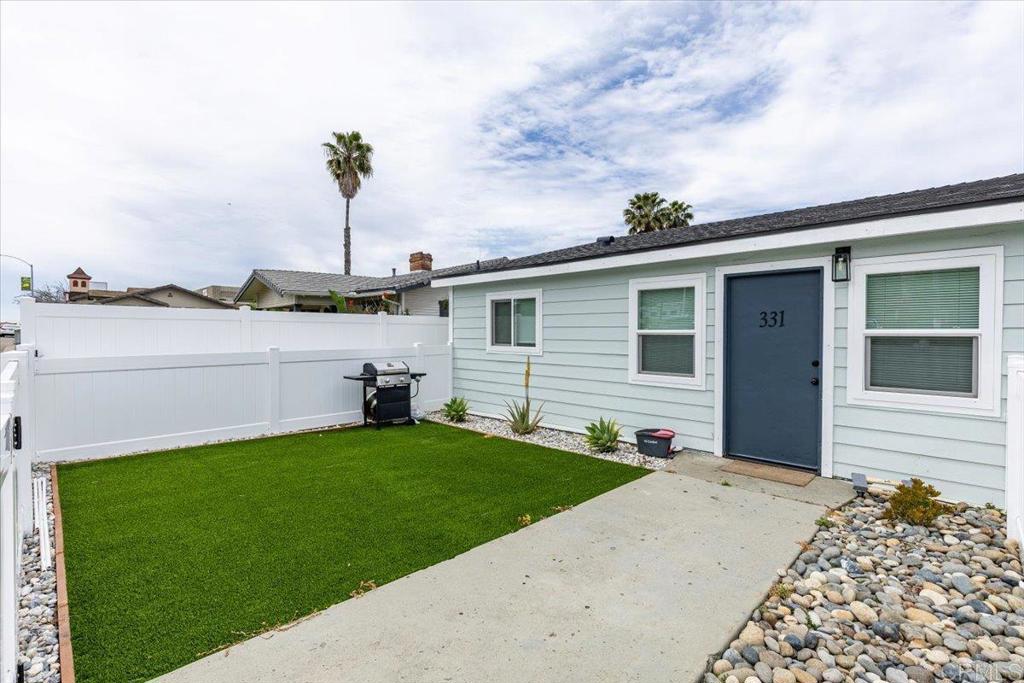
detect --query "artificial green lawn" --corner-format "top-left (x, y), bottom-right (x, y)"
top-left (57, 421), bottom-right (647, 683)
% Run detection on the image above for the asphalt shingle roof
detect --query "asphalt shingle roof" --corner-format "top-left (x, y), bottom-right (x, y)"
top-left (243, 257), bottom-right (510, 299)
top-left (433, 174), bottom-right (1024, 279)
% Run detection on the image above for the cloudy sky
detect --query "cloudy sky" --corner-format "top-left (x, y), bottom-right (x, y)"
top-left (1, 1), bottom-right (1022, 320)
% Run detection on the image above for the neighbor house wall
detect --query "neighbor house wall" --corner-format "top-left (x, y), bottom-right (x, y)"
top-left (450, 223), bottom-right (1023, 506)
top-left (402, 286), bottom-right (446, 316)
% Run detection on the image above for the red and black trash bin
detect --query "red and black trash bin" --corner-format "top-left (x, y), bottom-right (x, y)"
top-left (634, 428), bottom-right (675, 458)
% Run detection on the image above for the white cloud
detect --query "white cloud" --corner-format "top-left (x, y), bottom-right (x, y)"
top-left (1, 1), bottom-right (1021, 321)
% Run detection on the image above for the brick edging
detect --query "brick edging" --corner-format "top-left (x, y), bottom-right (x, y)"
top-left (50, 464), bottom-right (75, 683)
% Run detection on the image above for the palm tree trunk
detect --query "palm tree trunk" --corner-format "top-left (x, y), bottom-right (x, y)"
top-left (344, 198), bottom-right (351, 275)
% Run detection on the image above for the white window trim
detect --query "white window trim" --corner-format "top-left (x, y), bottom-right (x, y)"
top-left (628, 273), bottom-right (706, 389)
top-left (485, 289), bottom-right (543, 355)
top-left (846, 246), bottom-right (1003, 417)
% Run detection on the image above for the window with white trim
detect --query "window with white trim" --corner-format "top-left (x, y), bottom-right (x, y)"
top-left (485, 289), bottom-right (542, 354)
top-left (628, 273), bottom-right (705, 387)
top-left (847, 247), bottom-right (1002, 416)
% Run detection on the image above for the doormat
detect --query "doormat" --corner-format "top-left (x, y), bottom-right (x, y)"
top-left (719, 459), bottom-right (816, 487)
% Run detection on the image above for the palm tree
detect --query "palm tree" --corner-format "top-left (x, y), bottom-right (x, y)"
top-left (665, 200), bottom-right (694, 229)
top-left (623, 192), bottom-right (668, 234)
top-left (623, 193), bottom-right (694, 234)
top-left (322, 131), bottom-right (374, 275)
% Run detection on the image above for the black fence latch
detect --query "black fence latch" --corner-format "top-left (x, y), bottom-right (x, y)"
top-left (12, 416), bottom-right (22, 450)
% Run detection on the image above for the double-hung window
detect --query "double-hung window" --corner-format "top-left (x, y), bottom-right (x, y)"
top-left (628, 273), bottom-right (705, 387)
top-left (486, 289), bottom-right (542, 354)
top-left (847, 247), bottom-right (1002, 416)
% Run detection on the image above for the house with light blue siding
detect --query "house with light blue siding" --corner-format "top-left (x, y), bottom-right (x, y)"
top-left (432, 174), bottom-right (1024, 512)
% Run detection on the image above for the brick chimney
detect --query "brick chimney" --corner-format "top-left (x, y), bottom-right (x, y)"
top-left (409, 251), bottom-right (433, 272)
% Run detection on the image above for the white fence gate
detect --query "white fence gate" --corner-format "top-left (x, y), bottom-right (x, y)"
top-left (0, 355), bottom-right (32, 683)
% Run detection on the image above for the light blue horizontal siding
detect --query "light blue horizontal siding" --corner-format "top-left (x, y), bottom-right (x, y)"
top-left (831, 225), bottom-right (1023, 506)
top-left (451, 222), bottom-right (1023, 506)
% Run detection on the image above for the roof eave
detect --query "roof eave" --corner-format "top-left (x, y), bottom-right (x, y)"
top-left (433, 199), bottom-right (1024, 287)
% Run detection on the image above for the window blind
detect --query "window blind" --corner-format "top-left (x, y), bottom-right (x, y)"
top-left (639, 288), bottom-right (695, 330)
top-left (639, 335), bottom-right (695, 376)
top-left (866, 267), bottom-right (979, 329)
top-left (514, 298), bottom-right (536, 346)
top-left (868, 336), bottom-right (975, 395)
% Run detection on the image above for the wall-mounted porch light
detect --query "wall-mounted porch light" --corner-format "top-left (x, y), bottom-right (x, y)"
top-left (832, 246), bottom-right (851, 282)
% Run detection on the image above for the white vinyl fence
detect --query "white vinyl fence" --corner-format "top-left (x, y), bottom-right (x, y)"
top-left (13, 298), bottom-right (452, 461)
top-left (1007, 355), bottom-right (1024, 546)
top-left (0, 355), bottom-right (32, 683)
top-left (19, 299), bottom-right (449, 358)
top-left (26, 342), bottom-right (451, 462)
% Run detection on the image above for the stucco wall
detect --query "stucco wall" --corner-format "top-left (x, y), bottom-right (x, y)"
top-left (450, 223), bottom-right (1023, 505)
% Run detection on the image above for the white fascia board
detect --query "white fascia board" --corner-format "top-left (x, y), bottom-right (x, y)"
top-left (431, 202), bottom-right (1023, 288)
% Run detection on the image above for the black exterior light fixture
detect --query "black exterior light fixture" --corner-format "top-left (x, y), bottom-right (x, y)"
top-left (832, 246), bottom-right (852, 282)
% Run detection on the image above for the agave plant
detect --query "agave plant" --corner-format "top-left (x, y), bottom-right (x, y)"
top-left (442, 396), bottom-right (469, 422)
top-left (585, 417), bottom-right (622, 452)
top-left (504, 357), bottom-right (543, 435)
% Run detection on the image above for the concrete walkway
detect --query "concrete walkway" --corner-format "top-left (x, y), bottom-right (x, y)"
top-left (154, 470), bottom-right (852, 683)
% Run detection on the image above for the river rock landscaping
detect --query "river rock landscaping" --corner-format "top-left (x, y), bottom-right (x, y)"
top-left (19, 465), bottom-right (59, 683)
top-left (705, 488), bottom-right (1023, 683)
top-left (427, 412), bottom-right (671, 470)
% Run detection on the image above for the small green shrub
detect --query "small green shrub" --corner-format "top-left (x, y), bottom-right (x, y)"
top-left (815, 516), bottom-right (835, 528)
top-left (883, 478), bottom-right (951, 526)
top-left (584, 417), bottom-right (622, 452)
top-left (442, 397), bottom-right (469, 422)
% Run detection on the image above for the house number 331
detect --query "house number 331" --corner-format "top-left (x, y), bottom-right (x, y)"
top-left (759, 310), bottom-right (785, 328)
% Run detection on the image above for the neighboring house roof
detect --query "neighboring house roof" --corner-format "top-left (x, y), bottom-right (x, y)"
top-left (433, 173), bottom-right (1024, 280)
top-left (100, 284), bottom-right (236, 308)
top-left (94, 292), bottom-right (170, 307)
top-left (67, 266), bottom-right (91, 279)
top-left (235, 257), bottom-right (510, 303)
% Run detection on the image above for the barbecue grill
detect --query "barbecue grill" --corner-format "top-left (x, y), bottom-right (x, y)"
top-left (344, 361), bottom-right (426, 428)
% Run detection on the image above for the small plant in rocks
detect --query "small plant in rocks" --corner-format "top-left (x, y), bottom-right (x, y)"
top-left (767, 582), bottom-right (793, 599)
top-left (442, 396), bottom-right (469, 422)
top-left (504, 357), bottom-right (543, 435)
top-left (584, 417), bottom-right (622, 452)
top-left (883, 477), bottom-right (951, 526)
top-left (814, 515), bottom-right (835, 528)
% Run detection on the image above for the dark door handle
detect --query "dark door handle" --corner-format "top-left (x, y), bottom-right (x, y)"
top-left (810, 378), bottom-right (819, 385)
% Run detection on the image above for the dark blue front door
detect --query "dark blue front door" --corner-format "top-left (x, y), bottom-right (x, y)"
top-left (724, 269), bottom-right (822, 470)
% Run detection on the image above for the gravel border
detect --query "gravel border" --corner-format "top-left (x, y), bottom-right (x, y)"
top-left (19, 464), bottom-right (60, 683)
top-left (427, 411), bottom-right (670, 470)
top-left (704, 489), bottom-right (1023, 683)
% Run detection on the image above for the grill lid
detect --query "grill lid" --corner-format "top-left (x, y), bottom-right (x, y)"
top-left (362, 360), bottom-right (410, 376)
